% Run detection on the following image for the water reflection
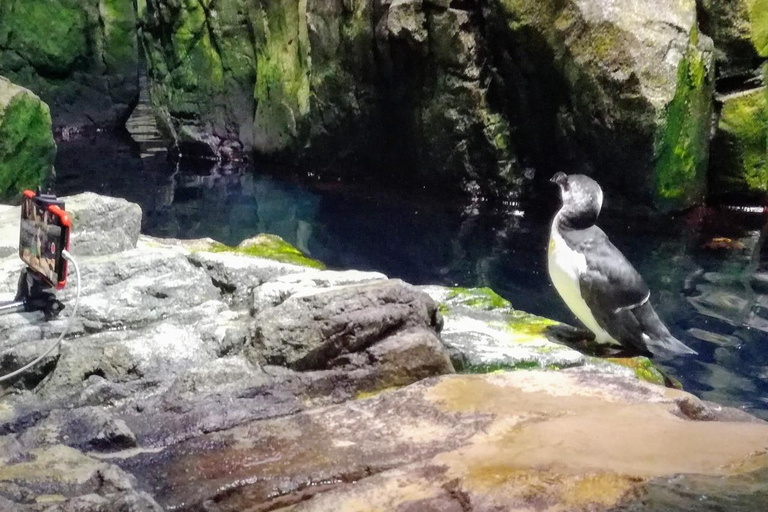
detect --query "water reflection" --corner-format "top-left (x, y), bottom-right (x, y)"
top-left (55, 136), bottom-right (768, 418)
top-left (612, 467), bottom-right (768, 512)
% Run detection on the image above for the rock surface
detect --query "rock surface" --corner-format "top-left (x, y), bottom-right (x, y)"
top-left (137, 0), bottom-right (716, 208)
top-left (0, 77), bottom-right (55, 200)
top-left (121, 370), bottom-right (768, 511)
top-left (0, 0), bottom-right (140, 132)
top-left (0, 194), bottom-right (455, 509)
top-left (65, 192), bottom-right (143, 256)
top-left (711, 86), bottom-right (768, 198)
top-left (2, 193), bottom-right (768, 511)
top-left (138, 0), bottom-right (514, 191)
top-left (699, 0), bottom-right (768, 75)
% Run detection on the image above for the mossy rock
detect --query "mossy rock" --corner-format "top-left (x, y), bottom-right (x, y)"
top-left (712, 88), bottom-right (768, 196)
top-left (0, 1), bottom-right (87, 75)
top-left (605, 357), bottom-right (670, 386)
top-left (209, 234), bottom-right (325, 269)
top-left (748, 0), bottom-right (768, 56)
top-left (0, 77), bottom-right (56, 199)
top-left (0, 0), bottom-right (139, 130)
top-left (444, 287), bottom-right (513, 311)
top-left (653, 30), bottom-right (714, 210)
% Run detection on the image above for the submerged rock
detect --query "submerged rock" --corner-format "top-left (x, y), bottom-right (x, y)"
top-left (0, 77), bottom-right (56, 200)
top-left (0, 0), bottom-right (139, 132)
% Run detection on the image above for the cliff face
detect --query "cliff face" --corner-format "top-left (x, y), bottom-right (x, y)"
top-left (137, 0), bottom-right (719, 208)
top-left (0, 0), bottom-right (139, 132)
top-left (137, 0), bottom-right (515, 192)
top-left (0, 0), bottom-right (763, 209)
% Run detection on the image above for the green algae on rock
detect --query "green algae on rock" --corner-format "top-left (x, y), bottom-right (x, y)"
top-left (605, 356), bottom-right (670, 387)
top-left (653, 30), bottom-right (715, 210)
top-left (748, 0), bottom-right (768, 56)
top-left (711, 87), bottom-right (768, 197)
top-left (444, 287), bottom-right (512, 311)
top-left (698, 0), bottom-right (765, 74)
top-left (209, 233), bottom-right (325, 269)
top-left (0, 0), bottom-right (139, 131)
top-left (0, 77), bottom-right (55, 199)
top-left (424, 285), bottom-right (680, 387)
top-left (488, 0), bottom-right (714, 211)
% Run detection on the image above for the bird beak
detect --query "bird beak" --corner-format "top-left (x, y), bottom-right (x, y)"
top-left (550, 172), bottom-right (567, 186)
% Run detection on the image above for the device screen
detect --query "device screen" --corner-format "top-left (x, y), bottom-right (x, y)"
top-left (19, 195), bottom-right (69, 288)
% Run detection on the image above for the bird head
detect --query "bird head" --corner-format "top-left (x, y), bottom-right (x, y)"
top-left (550, 172), bottom-right (603, 228)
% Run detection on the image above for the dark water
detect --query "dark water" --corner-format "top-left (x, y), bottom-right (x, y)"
top-left (54, 131), bottom-right (768, 421)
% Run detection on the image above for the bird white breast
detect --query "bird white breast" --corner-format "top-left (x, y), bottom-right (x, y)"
top-left (548, 218), bottom-right (618, 344)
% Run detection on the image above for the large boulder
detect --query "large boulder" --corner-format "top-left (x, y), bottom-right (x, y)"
top-left (485, 0), bottom-right (715, 210)
top-left (65, 192), bottom-right (143, 256)
top-left (0, 77), bottom-right (55, 200)
top-left (0, 0), bottom-right (139, 132)
top-left (249, 279), bottom-right (444, 369)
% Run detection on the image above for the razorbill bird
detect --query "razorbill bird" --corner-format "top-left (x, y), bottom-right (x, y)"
top-left (548, 172), bottom-right (697, 357)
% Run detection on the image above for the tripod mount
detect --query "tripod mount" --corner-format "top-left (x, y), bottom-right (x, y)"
top-left (0, 267), bottom-right (64, 320)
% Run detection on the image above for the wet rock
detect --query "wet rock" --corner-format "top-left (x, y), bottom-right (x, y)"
top-left (699, 0), bottom-right (768, 75)
top-left (0, 445), bottom-right (160, 508)
top-left (249, 279), bottom-right (441, 370)
top-left (0, 77), bottom-right (56, 200)
top-left (188, 250), bottom-right (308, 308)
top-left (0, 0), bottom-right (139, 132)
top-left (138, 0), bottom-right (514, 193)
top-left (487, 0), bottom-right (715, 210)
top-left (710, 87), bottom-right (768, 200)
top-left (123, 370), bottom-right (768, 511)
top-left (136, 0), bottom-right (720, 207)
top-left (65, 193), bottom-right (143, 256)
top-left (251, 268), bottom-right (388, 313)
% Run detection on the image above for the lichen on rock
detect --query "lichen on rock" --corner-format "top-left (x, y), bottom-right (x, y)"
top-left (653, 28), bottom-right (715, 209)
top-left (0, 76), bottom-right (55, 199)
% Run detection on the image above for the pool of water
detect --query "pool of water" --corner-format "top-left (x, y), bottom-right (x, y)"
top-left (54, 131), bottom-right (768, 419)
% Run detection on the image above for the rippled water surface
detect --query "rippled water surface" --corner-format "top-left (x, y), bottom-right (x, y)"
top-left (55, 131), bottom-right (768, 420)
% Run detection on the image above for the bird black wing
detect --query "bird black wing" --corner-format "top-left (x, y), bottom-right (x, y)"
top-left (562, 225), bottom-right (652, 353)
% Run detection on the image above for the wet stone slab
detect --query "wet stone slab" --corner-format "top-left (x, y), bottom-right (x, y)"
top-left (113, 370), bottom-right (768, 512)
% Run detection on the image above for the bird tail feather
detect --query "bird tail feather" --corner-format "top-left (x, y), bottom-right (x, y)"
top-left (633, 302), bottom-right (697, 356)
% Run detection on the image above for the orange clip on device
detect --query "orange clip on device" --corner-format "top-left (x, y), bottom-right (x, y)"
top-left (19, 190), bottom-right (71, 289)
